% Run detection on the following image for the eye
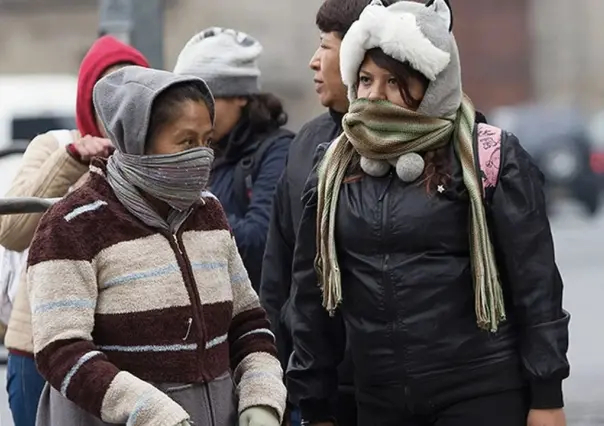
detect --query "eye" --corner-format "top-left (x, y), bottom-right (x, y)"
top-left (359, 75), bottom-right (371, 85)
top-left (388, 77), bottom-right (398, 85)
top-left (181, 138), bottom-right (196, 147)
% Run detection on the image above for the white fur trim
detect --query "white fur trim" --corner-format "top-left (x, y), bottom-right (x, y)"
top-left (340, 4), bottom-right (451, 100)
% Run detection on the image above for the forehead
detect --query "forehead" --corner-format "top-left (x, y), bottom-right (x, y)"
top-left (181, 101), bottom-right (211, 120)
top-left (360, 56), bottom-right (390, 74)
top-left (165, 100), bottom-right (213, 130)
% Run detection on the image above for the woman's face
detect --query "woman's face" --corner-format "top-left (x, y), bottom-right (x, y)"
top-left (146, 100), bottom-right (214, 155)
top-left (212, 97), bottom-right (248, 142)
top-left (309, 31), bottom-right (349, 114)
top-left (356, 56), bottom-right (426, 109)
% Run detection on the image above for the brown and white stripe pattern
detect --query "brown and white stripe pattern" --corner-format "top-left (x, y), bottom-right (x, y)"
top-left (27, 159), bottom-right (285, 425)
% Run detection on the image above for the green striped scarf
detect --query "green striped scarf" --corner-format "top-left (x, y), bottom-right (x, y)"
top-left (315, 95), bottom-right (506, 332)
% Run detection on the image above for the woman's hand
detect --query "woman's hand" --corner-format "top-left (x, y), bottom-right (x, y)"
top-left (70, 135), bottom-right (114, 162)
top-left (527, 409), bottom-right (566, 426)
top-left (239, 406), bottom-right (280, 426)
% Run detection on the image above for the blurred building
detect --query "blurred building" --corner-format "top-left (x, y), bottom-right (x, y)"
top-left (453, 0), bottom-right (532, 113)
top-left (0, 0), bottom-right (326, 129)
top-left (1, 0), bottom-right (603, 127)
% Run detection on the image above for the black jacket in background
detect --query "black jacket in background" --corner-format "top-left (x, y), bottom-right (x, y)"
top-left (287, 129), bottom-right (570, 423)
top-left (210, 119), bottom-right (292, 291)
top-left (259, 110), bottom-right (348, 380)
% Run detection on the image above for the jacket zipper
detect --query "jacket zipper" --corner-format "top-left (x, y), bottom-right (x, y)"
top-left (167, 232), bottom-right (216, 425)
top-left (381, 175), bottom-right (412, 409)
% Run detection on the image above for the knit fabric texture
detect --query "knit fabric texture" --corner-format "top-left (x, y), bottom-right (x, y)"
top-left (26, 159), bottom-right (286, 424)
top-left (174, 27), bottom-right (263, 97)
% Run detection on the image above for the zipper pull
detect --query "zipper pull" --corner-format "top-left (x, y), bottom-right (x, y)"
top-left (182, 317), bottom-right (193, 341)
top-left (173, 234), bottom-right (183, 255)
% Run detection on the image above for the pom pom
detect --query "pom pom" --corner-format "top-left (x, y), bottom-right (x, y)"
top-left (360, 157), bottom-right (390, 177)
top-left (395, 153), bottom-right (425, 182)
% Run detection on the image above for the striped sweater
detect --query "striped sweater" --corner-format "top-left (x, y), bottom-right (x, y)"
top-left (27, 159), bottom-right (286, 425)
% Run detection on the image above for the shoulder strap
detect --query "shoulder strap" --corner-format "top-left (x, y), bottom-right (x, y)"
top-left (0, 247), bottom-right (27, 326)
top-left (475, 123), bottom-right (502, 201)
top-left (233, 128), bottom-right (293, 210)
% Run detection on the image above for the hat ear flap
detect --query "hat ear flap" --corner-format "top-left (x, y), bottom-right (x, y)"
top-left (425, 0), bottom-right (453, 32)
top-left (369, 0), bottom-right (386, 7)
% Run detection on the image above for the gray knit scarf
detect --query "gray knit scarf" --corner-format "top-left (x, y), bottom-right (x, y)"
top-left (106, 147), bottom-right (214, 232)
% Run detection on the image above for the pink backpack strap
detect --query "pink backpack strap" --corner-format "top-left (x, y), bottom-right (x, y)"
top-left (476, 123), bottom-right (503, 198)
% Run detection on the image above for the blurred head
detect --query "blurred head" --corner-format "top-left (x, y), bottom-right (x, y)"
top-left (311, 0), bottom-right (400, 113)
top-left (208, 93), bottom-right (287, 143)
top-left (77, 35), bottom-right (149, 138)
top-left (174, 27), bottom-right (275, 140)
top-left (357, 48), bottom-right (429, 109)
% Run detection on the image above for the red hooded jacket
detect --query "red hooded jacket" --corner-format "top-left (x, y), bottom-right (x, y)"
top-left (76, 36), bottom-right (149, 138)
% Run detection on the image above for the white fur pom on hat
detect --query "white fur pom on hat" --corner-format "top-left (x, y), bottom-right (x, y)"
top-left (174, 27), bottom-right (263, 98)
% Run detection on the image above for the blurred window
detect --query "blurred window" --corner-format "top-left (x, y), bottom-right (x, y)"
top-left (11, 116), bottom-right (76, 145)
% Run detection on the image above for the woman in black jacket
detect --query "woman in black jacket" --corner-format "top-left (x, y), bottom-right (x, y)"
top-left (286, 1), bottom-right (570, 426)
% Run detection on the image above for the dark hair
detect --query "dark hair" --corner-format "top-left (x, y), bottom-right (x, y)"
top-left (347, 48), bottom-right (450, 192)
top-left (316, 0), bottom-right (399, 37)
top-left (146, 82), bottom-right (214, 151)
top-left (241, 93), bottom-right (288, 134)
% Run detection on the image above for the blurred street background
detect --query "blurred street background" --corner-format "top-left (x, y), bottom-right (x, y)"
top-left (2, 0), bottom-right (604, 425)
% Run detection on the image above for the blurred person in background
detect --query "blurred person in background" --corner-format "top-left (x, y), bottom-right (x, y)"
top-left (28, 66), bottom-right (285, 426)
top-left (174, 27), bottom-right (294, 292)
top-left (259, 0), bottom-right (404, 424)
top-left (287, 1), bottom-right (569, 426)
top-left (0, 35), bottom-right (149, 426)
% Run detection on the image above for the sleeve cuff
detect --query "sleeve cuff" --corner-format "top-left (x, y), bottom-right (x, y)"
top-left (530, 379), bottom-right (564, 409)
top-left (300, 399), bottom-right (334, 424)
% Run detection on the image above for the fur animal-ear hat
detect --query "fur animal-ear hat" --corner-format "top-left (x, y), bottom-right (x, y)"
top-left (339, 0), bottom-right (463, 181)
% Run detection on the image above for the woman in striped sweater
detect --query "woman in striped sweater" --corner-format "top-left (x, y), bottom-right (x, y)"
top-left (26, 66), bottom-right (285, 426)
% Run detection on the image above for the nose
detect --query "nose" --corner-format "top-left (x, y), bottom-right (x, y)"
top-left (367, 87), bottom-right (386, 101)
top-left (309, 48), bottom-right (320, 71)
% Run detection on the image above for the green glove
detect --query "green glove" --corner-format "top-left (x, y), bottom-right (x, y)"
top-left (239, 406), bottom-right (280, 426)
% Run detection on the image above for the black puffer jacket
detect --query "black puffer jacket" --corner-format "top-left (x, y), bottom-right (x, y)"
top-left (287, 129), bottom-right (570, 422)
